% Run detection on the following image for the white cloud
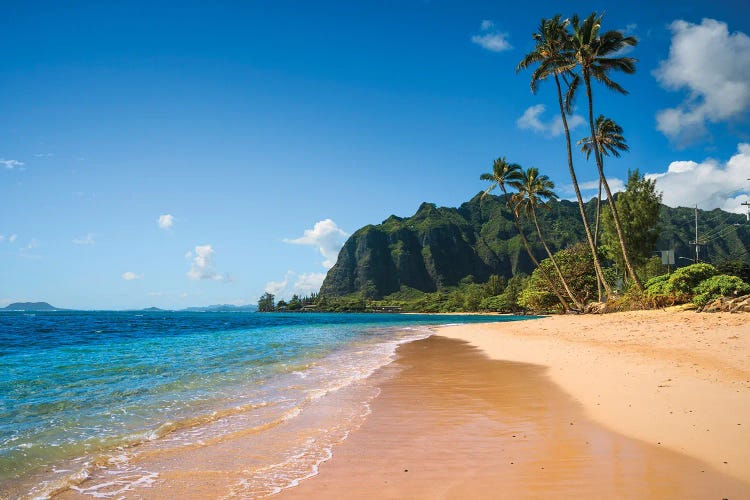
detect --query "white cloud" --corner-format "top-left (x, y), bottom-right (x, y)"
top-left (1, 159), bottom-right (23, 170)
top-left (72, 233), bottom-right (95, 245)
top-left (0, 235), bottom-right (4, 242)
top-left (284, 219), bottom-right (349, 269)
top-left (33, 153), bottom-right (54, 158)
top-left (9, 234), bottom-right (17, 243)
top-left (480, 20), bottom-right (494, 31)
top-left (577, 178), bottom-right (626, 194)
top-left (517, 104), bottom-right (586, 137)
top-left (265, 270), bottom-right (294, 297)
top-left (157, 214), bottom-right (174, 230)
top-left (471, 20), bottom-right (511, 52)
top-left (645, 143), bottom-right (750, 212)
top-left (293, 272), bottom-right (326, 296)
top-left (654, 19), bottom-right (750, 144)
top-left (564, 178), bottom-right (626, 201)
top-left (122, 271), bottom-right (143, 280)
top-left (264, 270), bottom-right (326, 300)
top-left (186, 244), bottom-right (228, 281)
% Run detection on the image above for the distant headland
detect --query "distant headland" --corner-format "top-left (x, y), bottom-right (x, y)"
top-left (3, 302), bottom-right (63, 311)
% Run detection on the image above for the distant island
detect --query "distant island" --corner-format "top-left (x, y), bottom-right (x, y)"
top-left (3, 302), bottom-right (63, 311)
top-left (182, 304), bottom-right (258, 312)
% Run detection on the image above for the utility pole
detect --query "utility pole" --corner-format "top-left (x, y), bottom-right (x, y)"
top-left (688, 205), bottom-right (704, 264)
top-left (743, 179), bottom-right (750, 222)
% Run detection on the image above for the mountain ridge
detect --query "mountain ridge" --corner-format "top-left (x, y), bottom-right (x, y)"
top-left (320, 193), bottom-right (750, 298)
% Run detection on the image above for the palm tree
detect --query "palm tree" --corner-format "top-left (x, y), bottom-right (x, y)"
top-left (480, 158), bottom-right (572, 311)
top-left (578, 115), bottom-right (629, 249)
top-left (510, 167), bottom-right (582, 310)
top-left (516, 15), bottom-right (612, 300)
top-left (568, 12), bottom-right (642, 289)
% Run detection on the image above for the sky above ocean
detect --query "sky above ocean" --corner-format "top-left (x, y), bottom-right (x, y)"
top-left (1, 0), bottom-right (749, 309)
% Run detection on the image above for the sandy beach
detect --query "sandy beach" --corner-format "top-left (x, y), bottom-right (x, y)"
top-left (282, 309), bottom-right (750, 498)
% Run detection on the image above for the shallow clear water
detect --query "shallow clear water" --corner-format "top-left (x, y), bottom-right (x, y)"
top-left (0, 311), bottom-right (533, 497)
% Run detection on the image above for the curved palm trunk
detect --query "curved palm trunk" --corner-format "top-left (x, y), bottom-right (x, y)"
top-left (530, 205), bottom-right (583, 310)
top-left (553, 75), bottom-right (611, 301)
top-left (583, 71), bottom-right (643, 290)
top-left (594, 178), bottom-right (603, 299)
top-left (594, 179), bottom-right (602, 248)
top-left (500, 189), bottom-right (571, 312)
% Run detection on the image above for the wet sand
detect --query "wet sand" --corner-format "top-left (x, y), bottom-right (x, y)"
top-left (281, 334), bottom-right (749, 499)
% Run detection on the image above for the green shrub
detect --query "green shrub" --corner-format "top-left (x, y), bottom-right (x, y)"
top-left (644, 273), bottom-right (680, 306)
top-left (644, 273), bottom-right (669, 290)
top-left (669, 263), bottom-right (718, 294)
top-left (518, 288), bottom-right (559, 313)
top-left (692, 275), bottom-right (750, 307)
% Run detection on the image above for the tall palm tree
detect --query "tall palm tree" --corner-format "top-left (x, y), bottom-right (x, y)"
top-left (569, 12), bottom-right (643, 289)
top-left (480, 158), bottom-right (572, 311)
top-left (510, 167), bottom-right (582, 310)
top-left (578, 115), bottom-right (629, 249)
top-left (516, 15), bottom-right (611, 300)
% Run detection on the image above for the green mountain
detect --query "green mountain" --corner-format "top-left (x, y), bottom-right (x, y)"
top-left (3, 302), bottom-right (62, 311)
top-left (320, 193), bottom-right (750, 298)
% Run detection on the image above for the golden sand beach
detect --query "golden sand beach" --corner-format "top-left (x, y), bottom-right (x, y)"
top-left (281, 310), bottom-right (750, 498)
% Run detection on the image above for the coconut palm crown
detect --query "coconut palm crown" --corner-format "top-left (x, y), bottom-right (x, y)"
top-left (578, 115), bottom-right (629, 160)
top-left (480, 157), bottom-right (523, 200)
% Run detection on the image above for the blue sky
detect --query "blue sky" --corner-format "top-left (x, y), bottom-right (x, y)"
top-left (2, 1), bottom-right (749, 309)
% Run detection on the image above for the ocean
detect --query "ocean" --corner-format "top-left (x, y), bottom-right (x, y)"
top-left (0, 311), bottom-right (533, 498)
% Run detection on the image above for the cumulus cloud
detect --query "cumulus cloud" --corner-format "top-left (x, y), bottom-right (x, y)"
top-left (157, 214), bottom-right (174, 230)
top-left (264, 271), bottom-right (326, 299)
top-left (654, 19), bottom-right (750, 144)
top-left (284, 219), bottom-right (349, 269)
top-left (1, 159), bottom-right (23, 170)
top-left (122, 271), bottom-right (143, 280)
top-left (645, 143), bottom-right (750, 213)
top-left (72, 233), bottom-right (95, 245)
top-left (517, 104), bottom-right (586, 137)
top-left (577, 178), bottom-right (626, 194)
top-left (9, 234), bottom-right (17, 243)
top-left (265, 270), bottom-right (293, 297)
top-left (471, 20), bottom-right (511, 52)
top-left (562, 177), bottom-right (626, 201)
top-left (186, 244), bottom-right (229, 281)
top-left (292, 272), bottom-right (326, 296)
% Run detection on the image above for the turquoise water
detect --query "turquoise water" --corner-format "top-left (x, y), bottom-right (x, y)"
top-left (0, 311), bottom-right (532, 497)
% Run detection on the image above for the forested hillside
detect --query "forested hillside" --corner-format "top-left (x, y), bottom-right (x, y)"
top-left (320, 194), bottom-right (749, 298)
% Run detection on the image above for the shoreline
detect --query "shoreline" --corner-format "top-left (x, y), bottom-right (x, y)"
top-left (280, 325), bottom-right (749, 498)
top-left (436, 309), bottom-right (750, 483)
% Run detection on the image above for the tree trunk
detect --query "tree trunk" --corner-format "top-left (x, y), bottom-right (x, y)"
top-left (594, 178), bottom-right (603, 300)
top-left (530, 205), bottom-right (583, 310)
top-left (583, 71), bottom-right (643, 290)
top-left (554, 75), bottom-right (611, 301)
top-left (500, 189), bottom-right (572, 312)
